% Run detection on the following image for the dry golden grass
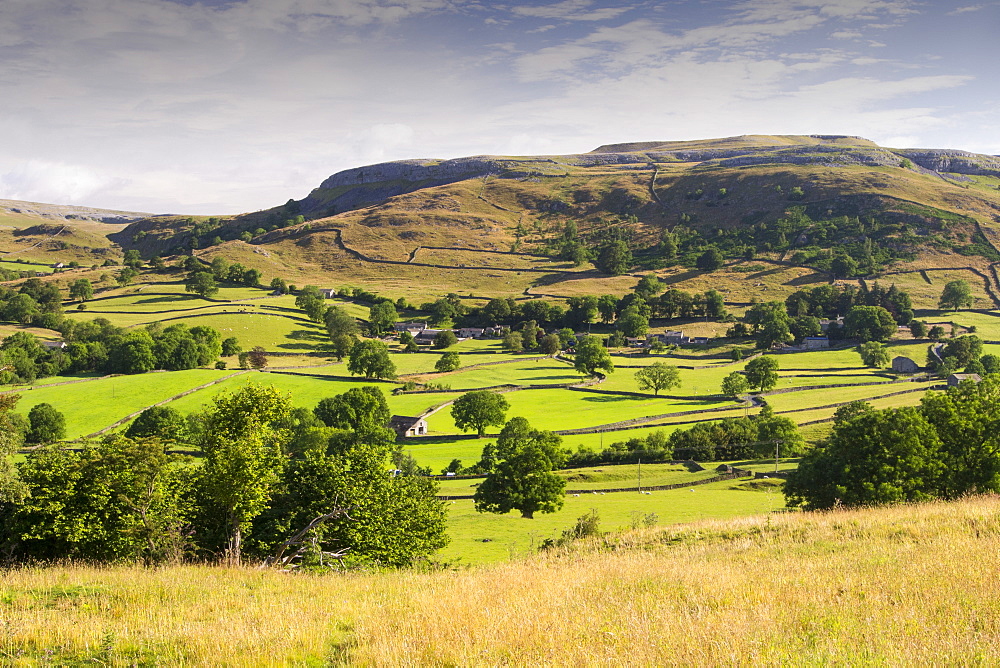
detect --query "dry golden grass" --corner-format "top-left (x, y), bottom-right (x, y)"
top-left (5, 496), bottom-right (1000, 664)
top-left (882, 268), bottom-right (994, 310)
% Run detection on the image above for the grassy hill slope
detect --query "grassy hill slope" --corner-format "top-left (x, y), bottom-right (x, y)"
top-left (98, 134), bottom-right (1000, 305)
top-left (4, 496), bottom-right (1000, 664)
top-left (5, 135), bottom-right (1000, 305)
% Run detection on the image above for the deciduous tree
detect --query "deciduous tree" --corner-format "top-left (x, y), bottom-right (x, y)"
top-left (451, 390), bottom-right (509, 437)
top-left (635, 362), bottom-right (681, 396)
top-left (844, 305), bottom-right (897, 342)
top-left (858, 341), bottom-right (890, 368)
top-left (347, 340), bottom-right (397, 380)
top-left (784, 406), bottom-right (943, 510)
top-left (435, 352), bottom-right (461, 373)
top-left (368, 302), bottom-right (398, 336)
top-left (69, 279), bottom-right (93, 302)
top-left (573, 336), bottom-right (614, 377)
top-left (939, 280), bottom-right (974, 310)
top-left (433, 330), bottom-right (457, 349)
top-left (313, 386), bottom-right (391, 432)
top-left (197, 383), bottom-right (292, 564)
top-left (26, 403), bottom-right (65, 444)
top-left (473, 417), bottom-right (566, 519)
top-left (721, 371), bottom-right (749, 398)
top-left (125, 405), bottom-right (186, 442)
top-left (185, 271), bottom-right (219, 298)
top-left (744, 356), bottom-right (779, 392)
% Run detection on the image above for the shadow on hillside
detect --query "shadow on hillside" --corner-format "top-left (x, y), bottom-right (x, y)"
top-left (786, 272), bottom-right (829, 286)
top-left (663, 269), bottom-right (703, 284)
top-left (287, 329), bottom-right (326, 341)
top-left (135, 295), bottom-right (200, 305)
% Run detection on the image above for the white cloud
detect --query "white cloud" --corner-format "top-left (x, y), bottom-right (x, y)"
top-left (511, 0), bottom-right (632, 22)
top-left (0, 161), bottom-right (127, 205)
top-left (949, 4), bottom-right (988, 14)
top-left (881, 135), bottom-right (920, 147)
top-left (0, 0), bottom-right (995, 214)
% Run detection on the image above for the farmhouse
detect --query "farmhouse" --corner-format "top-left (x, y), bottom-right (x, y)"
top-left (415, 329), bottom-right (445, 343)
top-left (651, 331), bottom-right (687, 345)
top-left (804, 336), bottom-right (830, 350)
top-left (40, 340), bottom-right (67, 350)
top-left (457, 327), bottom-right (485, 339)
top-left (948, 373), bottom-right (982, 387)
top-left (390, 415), bottom-right (428, 438)
top-left (320, 289), bottom-right (337, 299)
top-left (394, 322), bottom-right (426, 333)
top-left (892, 356), bottom-right (920, 374)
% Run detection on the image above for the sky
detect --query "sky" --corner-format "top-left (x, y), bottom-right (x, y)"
top-left (0, 0), bottom-right (997, 215)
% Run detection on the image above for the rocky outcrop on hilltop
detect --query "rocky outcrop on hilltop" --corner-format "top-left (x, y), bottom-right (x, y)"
top-left (292, 136), bottom-right (1000, 220)
top-left (895, 149), bottom-right (1000, 178)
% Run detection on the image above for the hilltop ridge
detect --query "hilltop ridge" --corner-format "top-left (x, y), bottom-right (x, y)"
top-left (5, 133), bottom-right (1000, 305)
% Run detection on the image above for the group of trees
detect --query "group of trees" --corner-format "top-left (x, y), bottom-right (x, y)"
top-left (785, 376), bottom-right (1000, 509)
top-left (567, 404), bottom-right (802, 465)
top-left (546, 202), bottom-right (938, 276)
top-left (0, 395), bottom-right (66, 454)
top-left (729, 284), bottom-right (915, 350)
top-left (0, 278), bottom-right (65, 330)
top-left (430, 286), bottom-right (724, 336)
top-left (547, 199), bottom-right (943, 276)
top-left (667, 405), bottom-right (803, 461)
top-left (0, 383), bottom-right (448, 567)
top-left (719, 356), bottom-right (779, 397)
top-left (0, 322), bottom-right (234, 385)
top-left (785, 282), bottom-right (913, 327)
top-left (184, 256), bottom-right (262, 298)
top-left (926, 334), bottom-right (995, 377)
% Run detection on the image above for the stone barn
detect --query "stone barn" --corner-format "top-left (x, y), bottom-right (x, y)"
top-left (947, 373), bottom-right (982, 387)
top-left (390, 415), bottom-right (429, 438)
top-left (892, 356), bottom-right (920, 374)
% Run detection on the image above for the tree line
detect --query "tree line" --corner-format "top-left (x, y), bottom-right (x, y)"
top-left (0, 321), bottom-right (237, 384)
top-left (0, 383), bottom-right (447, 568)
top-left (785, 376), bottom-right (1000, 510)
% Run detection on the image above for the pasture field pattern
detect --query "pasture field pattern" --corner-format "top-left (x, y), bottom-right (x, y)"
top-left (2, 272), bottom-right (988, 563)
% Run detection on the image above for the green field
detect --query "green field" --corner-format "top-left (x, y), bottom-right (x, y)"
top-left (436, 462), bottom-right (721, 496)
top-left (70, 308), bottom-right (328, 350)
top-left (4, 257), bottom-right (995, 568)
top-left (0, 259), bottom-right (51, 273)
top-left (7, 369), bottom-right (238, 439)
top-left (425, 358), bottom-right (581, 389)
top-left (438, 477), bottom-right (787, 563)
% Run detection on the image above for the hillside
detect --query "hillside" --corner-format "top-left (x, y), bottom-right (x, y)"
top-left (92, 134), bottom-right (1000, 305)
top-left (0, 200), bottom-right (156, 267)
top-left (4, 496), bottom-right (1000, 663)
top-left (3, 134), bottom-right (1000, 308)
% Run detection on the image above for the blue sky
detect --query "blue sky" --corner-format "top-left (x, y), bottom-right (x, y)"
top-left (0, 0), bottom-right (997, 214)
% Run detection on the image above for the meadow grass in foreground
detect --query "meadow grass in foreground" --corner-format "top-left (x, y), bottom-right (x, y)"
top-left (5, 497), bottom-right (1000, 664)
